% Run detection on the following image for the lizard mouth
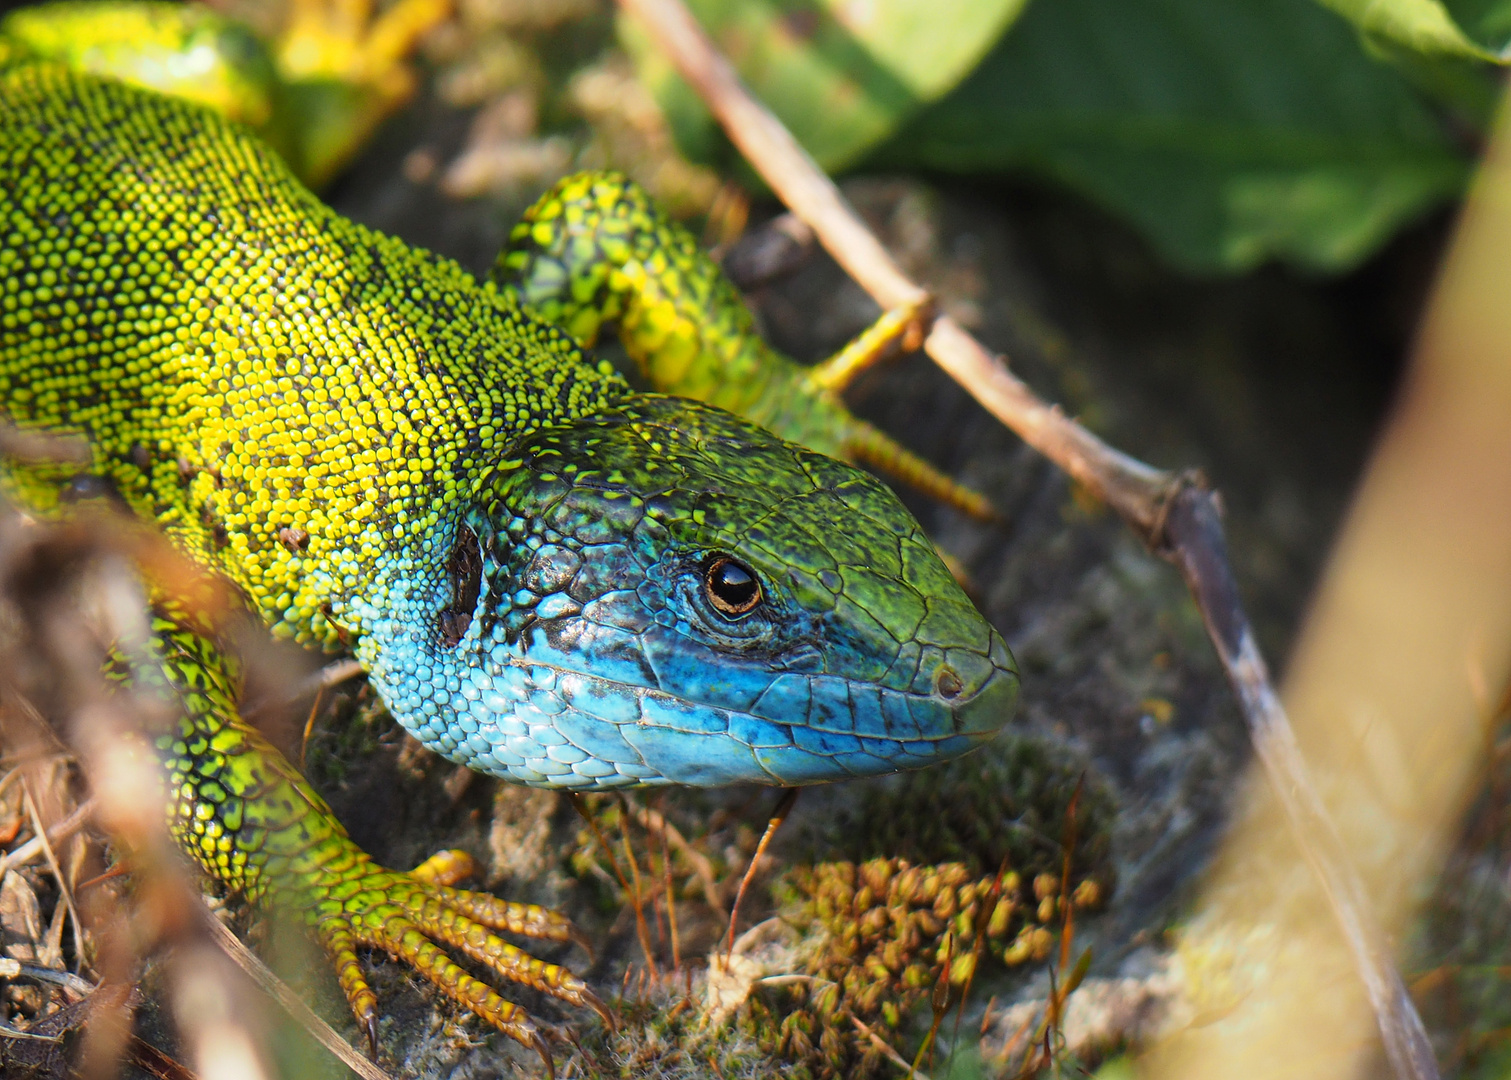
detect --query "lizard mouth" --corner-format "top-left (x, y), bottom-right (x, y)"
top-left (395, 625), bottom-right (1018, 790)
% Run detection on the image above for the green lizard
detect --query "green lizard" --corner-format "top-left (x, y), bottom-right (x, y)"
top-left (0, 23), bottom-right (1018, 1074)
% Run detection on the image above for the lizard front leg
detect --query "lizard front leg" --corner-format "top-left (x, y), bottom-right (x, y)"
top-left (493, 170), bottom-right (994, 520)
top-left (119, 600), bottom-right (607, 1069)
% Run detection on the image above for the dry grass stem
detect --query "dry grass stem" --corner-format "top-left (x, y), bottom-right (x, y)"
top-left (850, 1013), bottom-right (933, 1080)
top-left (20, 784), bottom-right (85, 976)
top-left (625, 797), bottom-right (725, 921)
top-left (723, 787), bottom-right (796, 960)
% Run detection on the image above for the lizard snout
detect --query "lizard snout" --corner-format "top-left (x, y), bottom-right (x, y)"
top-left (935, 629), bottom-right (1018, 737)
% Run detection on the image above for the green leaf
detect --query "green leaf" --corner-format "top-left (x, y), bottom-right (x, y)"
top-left (1316, 0), bottom-right (1501, 61)
top-left (1316, 0), bottom-right (1511, 62)
top-left (871, 0), bottom-right (1470, 273)
top-left (1304, 0), bottom-right (1510, 128)
top-left (619, 0), bottom-right (1030, 172)
top-left (1445, 0), bottom-right (1511, 48)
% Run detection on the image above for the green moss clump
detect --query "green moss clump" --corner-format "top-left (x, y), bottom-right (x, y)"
top-left (742, 739), bottom-right (1115, 1077)
top-left (819, 737), bottom-right (1116, 886)
top-left (570, 985), bottom-right (786, 1079)
top-left (752, 855), bottom-right (1103, 1079)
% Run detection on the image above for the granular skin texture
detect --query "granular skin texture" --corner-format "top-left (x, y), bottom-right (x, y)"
top-left (0, 61), bottom-right (625, 649)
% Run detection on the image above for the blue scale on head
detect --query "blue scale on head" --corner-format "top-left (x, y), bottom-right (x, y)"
top-left (357, 396), bottom-right (1019, 791)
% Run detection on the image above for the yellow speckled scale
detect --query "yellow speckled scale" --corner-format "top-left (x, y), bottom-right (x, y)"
top-left (0, 61), bottom-right (622, 649)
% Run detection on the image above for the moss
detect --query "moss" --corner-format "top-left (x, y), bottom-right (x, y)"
top-left (754, 854), bottom-right (1102, 1079)
top-left (569, 985), bottom-right (786, 1079)
top-left (301, 683), bottom-right (389, 792)
top-left (742, 739), bottom-right (1116, 1078)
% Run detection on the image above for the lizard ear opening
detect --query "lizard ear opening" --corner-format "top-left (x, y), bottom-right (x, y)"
top-left (438, 523), bottom-right (483, 647)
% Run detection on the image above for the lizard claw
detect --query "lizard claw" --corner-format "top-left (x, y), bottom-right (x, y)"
top-left (525, 1028), bottom-right (556, 1080)
top-left (364, 1011), bottom-right (379, 1061)
top-left (580, 985), bottom-right (617, 1033)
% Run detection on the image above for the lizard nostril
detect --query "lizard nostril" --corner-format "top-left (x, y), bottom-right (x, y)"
top-left (935, 665), bottom-right (963, 700)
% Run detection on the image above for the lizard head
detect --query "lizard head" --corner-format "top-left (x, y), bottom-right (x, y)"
top-left (367, 396), bottom-right (1018, 789)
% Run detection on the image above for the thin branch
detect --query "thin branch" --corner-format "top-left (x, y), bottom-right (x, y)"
top-left (612, 1), bottom-right (1439, 1077)
top-left (613, 0), bottom-right (1175, 535)
top-left (1162, 492), bottom-right (1439, 1080)
top-left (11, 961), bottom-right (97, 998)
top-left (0, 1020), bottom-right (64, 1043)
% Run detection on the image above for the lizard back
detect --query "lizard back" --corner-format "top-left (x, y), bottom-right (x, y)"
top-left (0, 61), bottom-right (624, 646)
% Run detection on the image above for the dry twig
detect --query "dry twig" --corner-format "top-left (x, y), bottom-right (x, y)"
top-left (610, 1), bottom-right (1439, 1076)
top-left (0, 797), bottom-right (95, 881)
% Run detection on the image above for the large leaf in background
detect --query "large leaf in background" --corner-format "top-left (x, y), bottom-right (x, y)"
top-left (870, 0), bottom-right (1469, 274)
top-left (619, 0), bottom-right (1029, 173)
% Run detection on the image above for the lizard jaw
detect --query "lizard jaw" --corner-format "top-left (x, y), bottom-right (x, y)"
top-left (371, 626), bottom-right (1018, 790)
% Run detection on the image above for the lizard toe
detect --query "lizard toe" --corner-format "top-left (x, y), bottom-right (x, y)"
top-left (431, 882), bottom-right (590, 953)
top-left (358, 906), bottom-right (552, 1057)
top-left (302, 858), bottom-right (603, 1056)
top-left (402, 887), bottom-right (599, 1011)
top-left (406, 850), bottom-right (590, 953)
top-left (318, 915), bottom-right (379, 1051)
top-left (409, 848), bottom-right (480, 887)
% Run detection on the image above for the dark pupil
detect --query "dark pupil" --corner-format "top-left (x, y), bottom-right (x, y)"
top-left (707, 559), bottom-right (759, 612)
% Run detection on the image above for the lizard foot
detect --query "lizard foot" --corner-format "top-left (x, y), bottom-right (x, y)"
top-left (298, 847), bottom-right (609, 1074)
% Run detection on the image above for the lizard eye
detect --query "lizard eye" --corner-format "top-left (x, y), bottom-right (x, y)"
top-left (703, 556), bottom-right (762, 618)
